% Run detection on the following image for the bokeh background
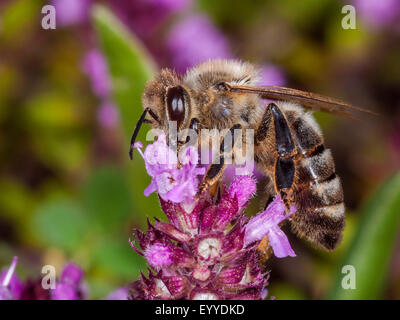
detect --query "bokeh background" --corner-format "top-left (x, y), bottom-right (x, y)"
top-left (0, 0), bottom-right (399, 299)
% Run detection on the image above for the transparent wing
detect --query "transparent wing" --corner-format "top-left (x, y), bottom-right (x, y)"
top-left (226, 84), bottom-right (377, 117)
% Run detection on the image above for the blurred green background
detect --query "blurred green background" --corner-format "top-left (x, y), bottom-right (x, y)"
top-left (0, 0), bottom-right (399, 299)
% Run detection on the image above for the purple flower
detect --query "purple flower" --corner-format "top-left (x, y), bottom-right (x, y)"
top-left (0, 257), bottom-right (22, 300)
top-left (130, 136), bottom-right (297, 300)
top-left (130, 176), bottom-right (269, 300)
top-left (133, 133), bottom-right (205, 209)
top-left (167, 15), bottom-right (232, 72)
top-left (97, 102), bottom-right (120, 128)
top-left (106, 287), bottom-right (129, 300)
top-left (147, 0), bottom-right (190, 9)
top-left (52, 263), bottom-right (87, 300)
top-left (245, 195), bottom-right (296, 258)
top-left (352, 0), bottom-right (400, 28)
top-left (111, 0), bottom-right (192, 38)
top-left (258, 65), bottom-right (286, 87)
top-left (52, 0), bottom-right (92, 26)
top-left (52, 283), bottom-right (79, 300)
top-left (145, 243), bottom-right (174, 268)
top-left (82, 49), bottom-right (112, 99)
top-left (228, 175), bottom-right (257, 209)
top-left (1, 259), bottom-right (88, 300)
top-left (59, 263), bottom-right (84, 287)
top-left (0, 257), bottom-right (49, 300)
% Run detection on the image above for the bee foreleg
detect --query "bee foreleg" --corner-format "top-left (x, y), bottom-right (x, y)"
top-left (197, 124), bottom-right (242, 196)
top-left (184, 118), bottom-right (200, 145)
top-left (129, 107), bottom-right (160, 160)
top-left (178, 118), bottom-right (200, 150)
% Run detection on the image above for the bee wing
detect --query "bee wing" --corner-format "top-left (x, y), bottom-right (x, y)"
top-left (227, 84), bottom-right (377, 117)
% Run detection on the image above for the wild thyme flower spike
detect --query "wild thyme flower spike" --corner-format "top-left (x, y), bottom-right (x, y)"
top-left (131, 135), bottom-right (296, 300)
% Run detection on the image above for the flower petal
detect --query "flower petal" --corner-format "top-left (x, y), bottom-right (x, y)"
top-left (60, 263), bottom-right (84, 287)
top-left (268, 225), bottom-right (296, 258)
top-left (106, 287), bottom-right (129, 300)
top-left (145, 243), bottom-right (174, 268)
top-left (144, 180), bottom-right (157, 197)
top-left (244, 195), bottom-right (295, 247)
top-left (228, 175), bottom-right (257, 209)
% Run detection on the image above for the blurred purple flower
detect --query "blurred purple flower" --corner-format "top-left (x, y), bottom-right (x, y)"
top-left (97, 102), bottom-right (120, 128)
top-left (82, 50), bottom-right (121, 129)
top-left (353, 0), bottom-right (400, 28)
top-left (258, 65), bottom-right (286, 86)
top-left (82, 49), bottom-right (112, 99)
top-left (106, 287), bottom-right (129, 300)
top-left (133, 133), bottom-right (205, 209)
top-left (52, 263), bottom-right (87, 300)
top-left (111, 0), bottom-right (192, 38)
top-left (245, 195), bottom-right (296, 258)
top-left (1, 259), bottom-right (87, 300)
top-left (52, 283), bottom-right (79, 300)
top-left (167, 15), bottom-right (232, 72)
top-left (52, 0), bottom-right (92, 26)
top-left (0, 257), bottom-right (23, 300)
top-left (59, 263), bottom-right (84, 287)
top-left (147, 0), bottom-right (190, 11)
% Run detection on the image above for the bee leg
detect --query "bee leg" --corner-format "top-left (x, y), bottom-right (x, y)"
top-left (263, 195), bottom-right (274, 211)
top-left (179, 117), bottom-right (200, 148)
top-left (185, 118), bottom-right (200, 144)
top-left (256, 103), bottom-right (296, 258)
top-left (275, 157), bottom-right (295, 212)
top-left (210, 181), bottom-right (223, 204)
top-left (256, 103), bottom-right (295, 155)
top-left (262, 176), bottom-right (275, 210)
top-left (197, 124), bottom-right (242, 196)
top-left (197, 155), bottom-right (226, 197)
top-left (256, 103), bottom-right (296, 211)
top-left (176, 118), bottom-right (201, 169)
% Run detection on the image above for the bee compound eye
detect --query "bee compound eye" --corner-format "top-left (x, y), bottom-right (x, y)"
top-left (166, 86), bottom-right (186, 128)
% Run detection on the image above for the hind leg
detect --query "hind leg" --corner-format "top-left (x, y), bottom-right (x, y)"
top-left (255, 103), bottom-right (296, 210)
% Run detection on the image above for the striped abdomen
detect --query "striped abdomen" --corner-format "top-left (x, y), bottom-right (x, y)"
top-left (284, 104), bottom-right (345, 250)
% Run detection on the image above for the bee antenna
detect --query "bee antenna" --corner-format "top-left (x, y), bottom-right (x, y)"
top-left (129, 108), bottom-right (160, 160)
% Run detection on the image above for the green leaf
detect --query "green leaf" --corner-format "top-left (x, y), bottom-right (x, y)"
top-left (92, 4), bottom-right (156, 138)
top-left (82, 167), bottom-right (133, 231)
top-left (32, 198), bottom-right (89, 252)
top-left (328, 172), bottom-right (400, 299)
top-left (268, 283), bottom-right (307, 300)
top-left (92, 237), bottom-right (146, 280)
top-left (92, 4), bottom-right (164, 225)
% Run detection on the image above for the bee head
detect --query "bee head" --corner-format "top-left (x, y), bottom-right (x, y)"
top-left (142, 69), bottom-right (191, 130)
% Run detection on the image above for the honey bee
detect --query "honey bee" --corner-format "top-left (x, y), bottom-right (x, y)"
top-left (129, 59), bottom-right (373, 251)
